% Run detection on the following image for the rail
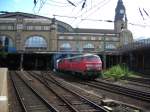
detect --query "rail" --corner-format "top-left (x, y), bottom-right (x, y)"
top-left (10, 71), bottom-right (59, 112)
top-left (28, 71), bottom-right (109, 112)
top-left (79, 80), bottom-right (150, 102)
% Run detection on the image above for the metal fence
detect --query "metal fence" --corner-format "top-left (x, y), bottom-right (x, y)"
top-left (119, 38), bottom-right (150, 52)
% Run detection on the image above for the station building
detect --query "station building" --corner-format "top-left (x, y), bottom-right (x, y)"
top-left (0, 0), bottom-right (133, 70)
top-left (0, 0), bottom-right (133, 53)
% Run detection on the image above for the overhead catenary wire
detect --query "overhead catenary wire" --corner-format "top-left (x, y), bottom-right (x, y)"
top-left (49, 0), bottom-right (69, 4)
top-left (139, 8), bottom-right (145, 20)
top-left (33, 0), bottom-right (48, 13)
top-left (34, 0), bottom-right (37, 6)
top-left (53, 14), bottom-right (77, 19)
top-left (32, 0), bottom-right (150, 28)
top-left (33, 0), bottom-right (111, 21)
top-left (76, 0), bottom-right (109, 19)
top-left (33, 0), bottom-right (39, 11)
top-left (61, 0), bottom-right (109, 22)
top-left (38, 0), bottom-right (48, 13)
top-left (81, 0), bottom-right (87, 10)
top-left (33, 0), bottom-right (83, 14)
top-left (46, 1), bottom-right (71, 7)
top-left (54, 14), bottom-right (150, 28)
top-left (74, 0), bottom-right (150, 27)
top-left (81, 0), bottom-right (111, 18)
top-left (143, 8), bottom-right (149, 17)
top-left (74, 0), bottom-right (111, 27)
top-left (66, 0), bottom-right (110, 27)
top-left (66, 0), bottom-right (76, 7)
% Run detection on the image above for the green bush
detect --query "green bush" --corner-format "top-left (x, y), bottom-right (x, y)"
top-left (102, 64), bottom-right (131, 81)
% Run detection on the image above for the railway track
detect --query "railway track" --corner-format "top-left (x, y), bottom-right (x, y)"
top-left (78, 79), bottom-right (150, 103)
top-left (28, 71), bottom-right (109, 112)
top-left (8, 71), bottom-right (23, 112)
top-left (10, 71), bottom-right (59, 112)
top-left (125, 77), bottom-right (150, 85)
top-left (124, 79), bottom-right (150, 89)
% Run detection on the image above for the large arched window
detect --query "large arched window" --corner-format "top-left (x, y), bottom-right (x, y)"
top-left (0, 35), bottom-right (15, 52)
top-left (60, 42), bottom-right (72, 51)
top-left (25, 36), bottom-right (47, 50)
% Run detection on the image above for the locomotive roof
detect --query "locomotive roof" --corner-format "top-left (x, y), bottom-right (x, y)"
top-left (63, 54), bottom-right (99, 60)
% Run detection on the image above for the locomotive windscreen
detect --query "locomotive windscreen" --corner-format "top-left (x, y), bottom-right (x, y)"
top-left (85, 56), bottom-right (100, 61)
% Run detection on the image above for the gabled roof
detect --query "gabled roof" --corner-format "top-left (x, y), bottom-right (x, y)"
top-left (0, 11), bottom-right (74, 32)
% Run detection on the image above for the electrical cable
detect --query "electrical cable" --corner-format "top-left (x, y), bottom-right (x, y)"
top-left (75, 0), bottom-right (111, 27)
top-left (54, 14), bottom-right (150, 27)
top-left (46, 1), bottom-right (71, 7)
top-left (32, 0), bottom-right (150, 28)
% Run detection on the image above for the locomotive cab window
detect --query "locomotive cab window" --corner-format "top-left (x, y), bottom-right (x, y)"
top-left (85, 56), bottom-right (100, 61)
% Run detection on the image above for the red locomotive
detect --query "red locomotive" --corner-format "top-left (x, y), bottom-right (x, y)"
top-left (57, 54), bottom-right (102, 79)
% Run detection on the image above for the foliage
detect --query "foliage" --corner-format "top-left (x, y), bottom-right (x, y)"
top-left (102, 64), bottom-right (132, 81)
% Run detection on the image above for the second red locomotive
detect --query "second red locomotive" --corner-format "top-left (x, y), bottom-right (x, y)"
top-left (56, 54), bottom-right (102, 79)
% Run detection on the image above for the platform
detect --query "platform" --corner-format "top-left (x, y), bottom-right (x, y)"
top-left (0, 68), bottom-right (8, 112)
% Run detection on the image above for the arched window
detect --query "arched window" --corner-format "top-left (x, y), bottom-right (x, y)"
top-left (25, 36), bottom-right (47, 50)
top-left (105, 43), bottom-right (116, 50)
top-left (0, 35), bottom-right (15, 52)
top-left (83, 43), bottom-right (95, 51)
top-left (60, 42), bottom-right (72, 51)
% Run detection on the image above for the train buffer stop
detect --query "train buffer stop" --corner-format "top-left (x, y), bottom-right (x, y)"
top-left (0, 68), bottom-right (8, 112)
